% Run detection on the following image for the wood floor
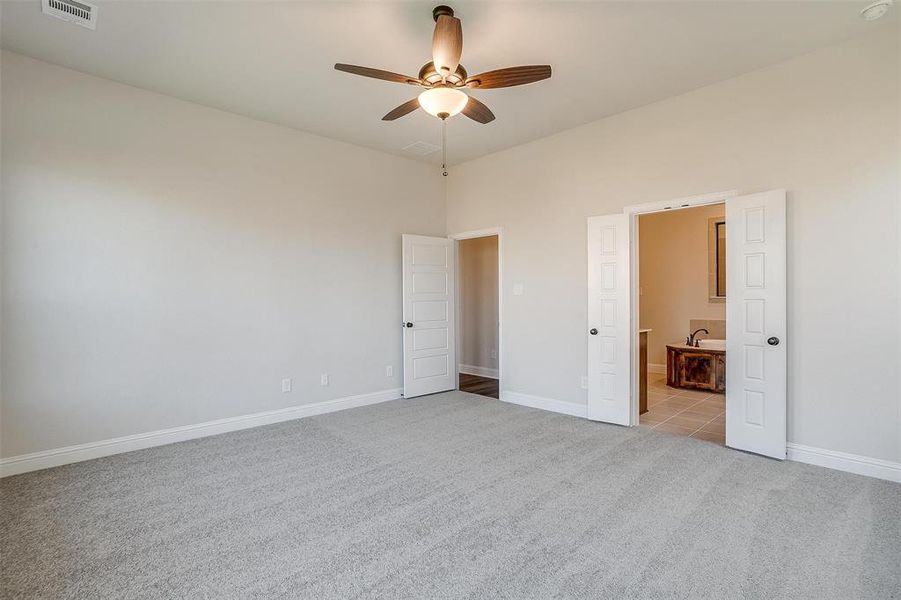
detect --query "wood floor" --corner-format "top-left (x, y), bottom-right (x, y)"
top-left (459, 373), bottom-right (499, 399)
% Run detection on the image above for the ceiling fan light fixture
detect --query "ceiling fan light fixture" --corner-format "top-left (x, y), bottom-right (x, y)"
top-left (418, 87), bottom-right (469, 119)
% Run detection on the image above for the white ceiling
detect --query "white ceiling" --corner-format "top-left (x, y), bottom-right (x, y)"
top-left (1, 1), bottom-right (890, 165)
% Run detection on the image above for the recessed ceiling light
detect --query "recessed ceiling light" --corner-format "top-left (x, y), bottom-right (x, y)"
top-left (860, 0), bottom-right (892, 21)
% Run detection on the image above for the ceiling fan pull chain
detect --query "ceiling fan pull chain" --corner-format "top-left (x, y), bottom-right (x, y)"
top-left (442, 118), bottom-right (448, 177)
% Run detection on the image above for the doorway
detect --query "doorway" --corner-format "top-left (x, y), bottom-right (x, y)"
top-left (586, 190), bottom-right (787, 459)
top-left (452, 229), bottom-right (502, 399)
top-left (636, 203), bottom-right (727, 445)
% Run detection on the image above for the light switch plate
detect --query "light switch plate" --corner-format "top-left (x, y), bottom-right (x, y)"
top-left (513, 283), bottom-right (524, 296)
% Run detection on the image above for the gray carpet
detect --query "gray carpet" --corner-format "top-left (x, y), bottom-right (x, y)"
top-left (2, 392), bottom-right (899, 599)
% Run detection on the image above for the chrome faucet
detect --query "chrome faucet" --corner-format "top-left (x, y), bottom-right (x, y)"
top-left (687, 328), bottom-right (709, 347)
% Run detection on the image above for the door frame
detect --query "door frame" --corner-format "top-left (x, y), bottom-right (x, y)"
top-left (448, 227), bottom-right (504, 395)
top-left (622, 190), bottom-right (738, 425)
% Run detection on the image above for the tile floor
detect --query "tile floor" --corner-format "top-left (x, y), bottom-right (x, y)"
top-left (639, 373), bottom-right (725, 445)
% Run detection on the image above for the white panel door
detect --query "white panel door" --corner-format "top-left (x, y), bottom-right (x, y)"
top-left (587, 214), bottom-right (631, 425)
top-left (726, 190), bottom-right (787, 458)
top-left (402, 234), bottom-right (456, 398)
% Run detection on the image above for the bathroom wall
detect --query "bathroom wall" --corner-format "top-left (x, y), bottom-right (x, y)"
top-left (458, 236), bottom-right (499, 376)
top-left (639, 204), bottom-right (726, 366)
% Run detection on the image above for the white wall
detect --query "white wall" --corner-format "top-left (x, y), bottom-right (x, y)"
top-left (639, 204), bottom-right (725, 365)
top-left (458, 236), bottom-right (498, 373)
top-left (0, 52), bottom-right (445, 458)
top-left (447, 26), bottom-right (900, 464)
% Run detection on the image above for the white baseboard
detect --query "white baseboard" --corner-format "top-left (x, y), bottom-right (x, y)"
top-left (647, 363), bottom-right (666, 375)
top-left (0, 387), bottom-right (402, 478)
top-left (501, 390), bottom-right (587, 418)
top-left (786, 442), bottom-right (901, 484)
top-left (505, 391), bottom-right (900, 484)
top-left (458, 364), bottom-right (499, 379)
top-left (7, 388), bottom-right (897, 485)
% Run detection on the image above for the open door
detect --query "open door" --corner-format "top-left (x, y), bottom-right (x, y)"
top-left (586, 214), bottom-right (632, 425)
top-left (402, 234), bottom-right (456, 398)
top-left (725, 190), bottom-right (787, 458)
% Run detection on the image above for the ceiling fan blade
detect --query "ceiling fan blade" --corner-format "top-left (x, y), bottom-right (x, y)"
top-left (432, 15), bottom-right (463, 78)
top-left (465, 65), bottom-right (552, 89)
top-left (462, 96), bottom-right (495, 124)
top-left (382, 98), bottom-right (421, 121)
top-left (334, 63), bottom-right (421, 86)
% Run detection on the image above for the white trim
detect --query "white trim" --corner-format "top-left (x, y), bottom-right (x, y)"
top-left (0, 388), bottom-right (402, 478)
top-left (628, 213), bottom-right (642, 426)
top-left (449, 227), bottom-right (503, 241)
top-left (501, 390), bottom-right (588, 419)
top-left (787, 443), bottom-right (901, 483)
top-left (622, 189), bottom-right (737, 216)
top-left (647, 363), bottom-right (666, 375)
top-left (449, 227), bottom-right (504, 397)
top-left (458, 364), bottom-right (499, 379)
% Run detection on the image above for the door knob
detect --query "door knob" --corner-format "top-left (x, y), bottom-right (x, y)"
top-left (405, 322), bottom-right (413, 328)
top-left (767, 336), bottom-right (780, 346)
top-left (589, 328), bottom-right (598, 335)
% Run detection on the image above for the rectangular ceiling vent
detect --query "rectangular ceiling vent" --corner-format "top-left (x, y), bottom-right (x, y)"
top-left (42, 0), bottom-right (97, 30)
top-left (402, 141), bottom-right (440, 156)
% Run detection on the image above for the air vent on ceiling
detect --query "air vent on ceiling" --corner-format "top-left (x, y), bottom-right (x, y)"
top-left (42, 0), bottom-right (97, 30)
top-left (402, 141), bottom-right (441, 156)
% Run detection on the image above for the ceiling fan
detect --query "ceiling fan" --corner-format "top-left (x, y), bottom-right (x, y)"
top-left (334, 4), bottom-right (552, 173)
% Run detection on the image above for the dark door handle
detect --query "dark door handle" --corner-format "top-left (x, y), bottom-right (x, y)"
top-left (589, 328), bottom-right (598, 335)
top-left (767, 336), bottom-right (780, 346)
top-left (405, 322), bottom-right (413, 328)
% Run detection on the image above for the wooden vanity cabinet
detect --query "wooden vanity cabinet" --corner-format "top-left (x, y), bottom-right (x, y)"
top-left (639, 330), bottom-right (649, 414)
top-left (666, 345), bottom-right (725, 393)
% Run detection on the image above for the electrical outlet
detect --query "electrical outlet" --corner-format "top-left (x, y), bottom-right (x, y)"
top-left (490, 349), bottom-right (497, 360)
top-left (513, 283), bottom-right (524, 296)
top-left (281, 378), bottom-right (292, 393)
top-left (386, 365), bottom-right (393, 377)
top-left (320, 373), bottom-right (329, 386)
top-left (580, 376), bottom-right (588, 390)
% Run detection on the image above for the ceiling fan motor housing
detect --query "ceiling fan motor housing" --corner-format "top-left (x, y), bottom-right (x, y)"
top-left (432, 5), bottom-right (454, 21)
top-left (419, 62), bottom-right (467, 86)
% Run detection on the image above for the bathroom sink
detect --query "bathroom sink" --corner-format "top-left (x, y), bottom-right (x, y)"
top-left (697, 339), bottom-right (726, 351)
